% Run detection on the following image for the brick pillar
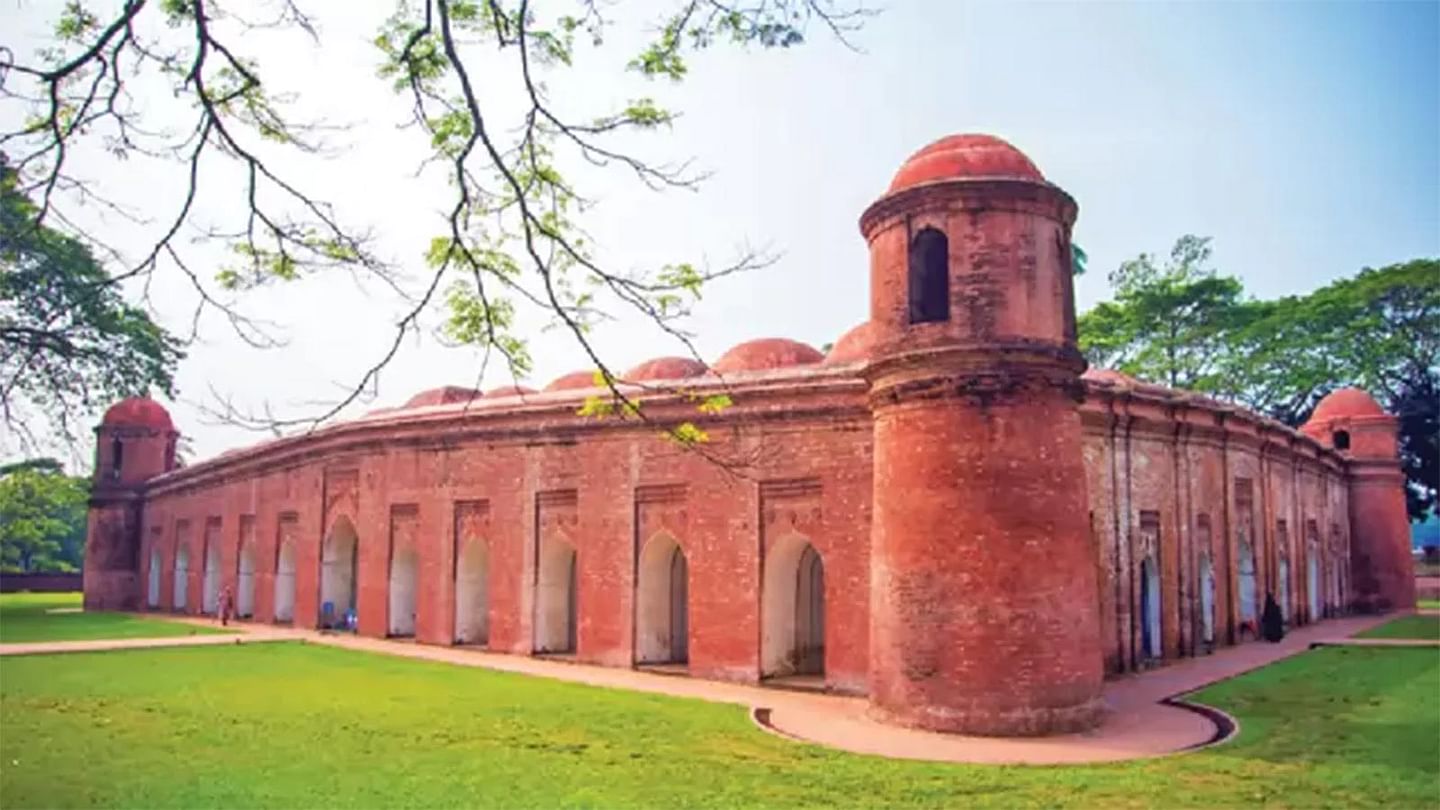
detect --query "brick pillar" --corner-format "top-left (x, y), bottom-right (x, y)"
top-left (861, 135), bottom-right (1104, 736)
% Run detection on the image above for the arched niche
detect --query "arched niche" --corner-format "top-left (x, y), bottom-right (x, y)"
top-left (320, 516), bottom-right (359, 630)
top-left (762, 535), bottom-right (825, 678)
top-left (535, 538), bottom-right (577, 654)
top-left (388, 546), bottom-right (418, 637)
top-left (636, 533), bottom-right (689, 666)
top-left (237, 542), bottom-right (256, 619)
top-left (274, 539), bottom-right (296, 623)
top-left (172, 544), bottom-right (190, 611)
top-left (454, 537), bottom-right (489, 645)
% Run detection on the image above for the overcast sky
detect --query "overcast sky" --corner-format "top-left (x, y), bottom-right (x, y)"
top-left (4, 0), bottom-right (1438, 466)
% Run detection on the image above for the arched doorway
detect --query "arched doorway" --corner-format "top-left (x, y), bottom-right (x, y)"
top-left (1307, 547), bottom-right (1320, 621)
top-left (237, 543), bottom-right (256, 619)
top-left (535, 540), bottom-right (577, 654)
top-left (454, 539), bottom-right (488, 645)
top-left (1139, 556), bottom-right (1161, 660)
top-left (388, 547), bottom-right (418, 637)
top-left (172, 545), bottom-right (190, 611)
top-left (1278, 555), bottom-right (1291, 624)
top-left (202, 536), bottom-right (221, 615)
top-left (636, 534), bottom-right (689, 666)
top-left (1238, 541), bottom-right (1257, 633)
top-left (274, 540), bottom-right (296, 623)
top-left (1199, 553), bottom-right (1215, 646)
top-left (147, 547), bottom-right (162, 608)
top-left (762, 536), bottom-right (825, 678)
top-left (320, 517), bottom-right (358, 630)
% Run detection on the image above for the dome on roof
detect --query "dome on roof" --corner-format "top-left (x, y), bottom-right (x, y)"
top-left (544, 370), bottom-right (598, 392)
top-left (712, 338), bottom-right (824, 374)
top-left (1307, 387), bottom-right (1386, 424)
top-left (824, 322), bottom-right (875, 365)
top-left (101, 397), bottom-right (174, 431)
top-left (624, 356), bottom-right (708, 382)
top-left (889, 134), bottom-right (1044, 193)
top-left (483, 384), bottom-right (537, 398)
top-left (1081, 368), bottom-right (1140, 387)
top-left (404, 386), bottom-right (482, 408)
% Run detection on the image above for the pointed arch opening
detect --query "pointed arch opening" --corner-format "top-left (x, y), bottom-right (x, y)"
top-left (1277, 553), bottom-right (1291, 624)
top-left (636, 533), bottom-right (689, 666)
top-left (762, 535), bottom-right (825, 679)
top-left (172, 544), bottom-right (190, 611)
top-left (237, 542), bottom-right (256, 619)
top-left (388, 545), bottom-right (418, 638)
top-left (320, 516), bottom-right (358, 630)
top-left (274, 539), bottom-right (296, 623)
top-left (202, 533), bottom-right (222, 615)
top-left (1307, 543), bottom-right (1320, 622)
top-left (454, 537), bottom-right (489, 645)
top-left (535, 539), bottom-right (577, 654)
top-left (1199, 553), bottom-right (1216, 646)
top-left (907, 226), bottom-right (950, 324)
top-left (1139, 555), bottom-right (1162, 660)
top-left (147, 546), bottom-right (162, 608)
top-left (1238, 539), bottom-right (1257, 634)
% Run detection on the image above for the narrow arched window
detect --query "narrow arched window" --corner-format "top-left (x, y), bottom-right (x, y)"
top-left (1332, 430), bottom-right (1350, 451)
top-left (110, 436), bottom-right (124, 480)
top-left (908, 227), bottom-right (949, 324)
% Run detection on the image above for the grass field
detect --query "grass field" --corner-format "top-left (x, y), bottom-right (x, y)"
top-left (1419, 599), bottom-right (1440, 610)
top-left (1355, 614), bottom-right (1440, 640)
top-left (0, 642), bottom-right (1435, 808)
top-left (0, 593), bottom-right (229, 644)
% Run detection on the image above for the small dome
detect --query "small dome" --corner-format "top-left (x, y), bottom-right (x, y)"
top-left (624, 356), bottom-right (708, 382)
top-left (712, 338), bottom-right (824, 374)
top-left (1082, 368), bottom-right (1140, 387)
top-left (824, 322), bottom-right (875, 365)
top-left (404, 386), bottom-right (482, 408)
top-left (544, 370), bottom-right (599, 392)
top-left (101, 397), bottom-right (173, 431)
top-left (889, 134), bottom-right (1044, 193)
top-left (1307, 388), bottom-right (1386, 424)
top-left (484, 384), bottom-right (537, 398)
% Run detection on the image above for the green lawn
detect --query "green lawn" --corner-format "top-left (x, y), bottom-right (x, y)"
top-left (0, 593), bottom-right (229, 644)
top-left (1355, 614), bottom-right (1440, 640)
top-left (0, 643), bottom-right (1435, 808)
top-left (1419, 599), bottom-right (1440, 611)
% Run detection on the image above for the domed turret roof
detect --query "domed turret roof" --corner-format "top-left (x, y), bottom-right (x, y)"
top-left (1081, 368), bottom-right (1141, 388)
top-left (1307, 387), bottom-right (1386, 424)
top-left (101, 397), bottom-right (174, 431)
top-left (404, 386), bottom-right (482, 408)
top-left (824, 322), bottom-right (876, 365)
top-left (624, 356), bottom-right (708, 382)
top-left (888, 134), bottom-right (1044, 193)
top-left (544, 370), bottom-right (599, 392)
top-left (712, 338), bottom-right (824, 374)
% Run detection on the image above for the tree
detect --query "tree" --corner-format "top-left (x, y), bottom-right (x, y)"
top-left (1078, 235), bottom-right (1250, 390)
top-left (1, 160), bottom-right (184, 455)
top-left (0, 462), bottom-right (90, 573)
top-left (0, 1), bottom-right (871, 458)
top-left (1079, 243), bottom-right (1439, 521)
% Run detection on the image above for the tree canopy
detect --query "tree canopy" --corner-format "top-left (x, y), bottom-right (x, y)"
top-left (0, 460), bottom-right (89, 573)
top-left (0, 0), bottom-right (870, 462)
top-left (1, 160), bottom-right (184, 454)
top-left (1078, 239), bottom-right (1439, 520)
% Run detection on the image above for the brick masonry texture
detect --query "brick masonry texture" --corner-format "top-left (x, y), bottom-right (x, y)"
top-left (83, 134), bottom-right (1415, 738)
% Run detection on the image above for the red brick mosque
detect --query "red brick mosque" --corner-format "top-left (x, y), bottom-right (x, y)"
top-left (84, 134), bottom-right (1416, 736)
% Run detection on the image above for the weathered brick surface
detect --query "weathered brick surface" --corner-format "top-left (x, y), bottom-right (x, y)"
top-left (86, 134), bottom-right (1414, 737)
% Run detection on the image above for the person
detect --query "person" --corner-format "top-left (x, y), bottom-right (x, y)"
top-left (218, 585), bottom-right (234, 627)
top-left (1261, 591), bottom-right (1285, 643)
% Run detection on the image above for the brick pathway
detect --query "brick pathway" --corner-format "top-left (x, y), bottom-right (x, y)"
top-left (0, 611), bottom-right (1406, 765)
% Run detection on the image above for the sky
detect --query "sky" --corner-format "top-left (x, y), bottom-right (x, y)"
top-left (3, 0), bottom-right (1438, 466)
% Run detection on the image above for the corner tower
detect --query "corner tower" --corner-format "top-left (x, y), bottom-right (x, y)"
top-left (84, 397), bottom-right (178, 610)
top-left (1300, 388), bottom-right (1415, 612)
top-left (861, 135), bottom-right (1103, 735)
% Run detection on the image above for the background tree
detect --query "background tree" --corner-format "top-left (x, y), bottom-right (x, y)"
top-left (0, 0), bottom-right (870, 461)
top-left (0, 460), bottom-right (89, 573)
top-left (1079, 242), bottom-right (1439, 520)
top-left (1, 159), bottom-right (184, 454)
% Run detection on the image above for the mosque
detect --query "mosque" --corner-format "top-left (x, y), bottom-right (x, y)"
top-left (84, 134), bottom-right (1415, 736)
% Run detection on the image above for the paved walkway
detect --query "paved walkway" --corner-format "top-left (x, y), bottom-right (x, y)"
top-left (0, 612), bottom-right (1406, 765)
